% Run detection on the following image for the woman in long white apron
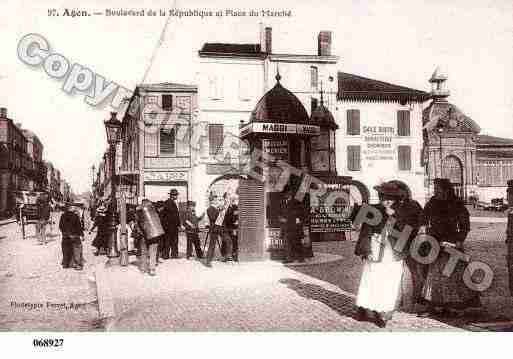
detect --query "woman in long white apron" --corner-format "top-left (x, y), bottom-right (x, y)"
top-left (354, 182), bottom-right (406, 328)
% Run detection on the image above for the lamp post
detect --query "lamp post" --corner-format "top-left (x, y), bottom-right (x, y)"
top-left (104, 112), bottom-right (122, 266)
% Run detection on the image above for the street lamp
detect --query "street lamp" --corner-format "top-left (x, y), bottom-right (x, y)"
top-left (104, 112), bottom-right (122, 266)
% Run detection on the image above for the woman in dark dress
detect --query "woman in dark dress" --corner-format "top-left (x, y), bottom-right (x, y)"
top-left (420, 179), bottom-right (481, 316)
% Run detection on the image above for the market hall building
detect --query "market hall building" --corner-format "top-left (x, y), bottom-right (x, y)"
top-left (423, 67), bottom-right (513, 203)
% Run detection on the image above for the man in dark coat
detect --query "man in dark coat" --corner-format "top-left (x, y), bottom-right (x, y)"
top-left (183, 201), bottom-right (204, 260)
top-left (224, 200), bottom-right (239, 262)
top-left (161, 189), bottom-right (181, 259)
top-left (204, 194), bottom-right (222, 267)
top-left (279, 186), bottom-right (305, 264)
top-left (59, 203), bottom-right (84, 270)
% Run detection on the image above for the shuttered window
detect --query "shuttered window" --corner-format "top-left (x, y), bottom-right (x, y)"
top-left (310, 66), bottom-right (318, 89)
top-left (162, 95), bottom-right (173, 111)
top-left (398, 145), bottom-right (411, 171)
top-left (311, 97), bottom-right (318, 114)
top-left (397, 110), bottom-right (410, 136)
top-left (160, 128), bottom-right (176, 155)
top-left (346, 110), bottom-right (360, 135)
top-left (347, 145), bottom-right (361, 171)
top-left (209, 124), bottom-right (224, 155)
top-left (144, 125), bottom-right (158, 156)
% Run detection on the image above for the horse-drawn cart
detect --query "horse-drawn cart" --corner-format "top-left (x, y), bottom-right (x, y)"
top-left (15, 191), bottom-right (51, 239)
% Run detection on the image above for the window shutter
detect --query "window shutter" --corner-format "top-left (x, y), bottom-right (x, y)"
top-left (347, 145), bottom-right (361, 171)
top-left (310, 66), bottom-right (318, 88)
top-left (398, 145), bottom-right (411, 171)
top-left (311, 98), bottom-right (318, 114)
top-left (144, 126), bottom-right (158, 156)
top-left (397, 110), bottom-right (410, 136)
top-left (162, 95), bottom-right (173, 111)
top-left (347, 110), bottom-right (360, 135)
top-left (209, 124), bottom-right (224, 155)
top-left (160, 128), bottom-right (176, 155)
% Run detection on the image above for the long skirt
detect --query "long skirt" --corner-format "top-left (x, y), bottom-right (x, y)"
top-left (356, 242), bottom-right (404, 313)
top-left (422, 250), bottom-right (480, 309)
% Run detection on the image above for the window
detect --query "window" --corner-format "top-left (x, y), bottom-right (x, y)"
top-left (397, 110), bottom-right (410, 136)
top-left (162, 95), bottom-right (173, 111)
top-left (311, 98), bottom-right (318, 114)
top-left (238, 76), bottom-right (251, 101)
top-left (346, 109), bottom-right (360, 135)
top-left (310, 66), bottom-right (318, 89)
top-left (398, 145), bottom-right (411, 171)
top-left (209, 124), bottom-right (224, 155)
top-left (347, 145), bottom-right (361, 171)
top-left (160, 128), bottom-right (176, 155)
top-left (209, 76), bottom-right (224, 100)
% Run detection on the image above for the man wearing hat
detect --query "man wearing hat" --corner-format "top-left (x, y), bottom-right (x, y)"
top-left (90, 204), bottom-right (108, 256)
top-left (161, 188), bottom-right (182, 259)
top-left (59, 202), bottom-right (84, 270)
top-left (279, 184), bottom-right (306, 264)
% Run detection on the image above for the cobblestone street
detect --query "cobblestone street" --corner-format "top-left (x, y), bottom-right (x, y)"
top-left (0, 213), bottom-right (102, 331)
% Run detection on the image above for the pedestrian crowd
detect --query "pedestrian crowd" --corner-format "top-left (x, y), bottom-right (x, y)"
top-left (19, 175), bottom-right (483, 328)
top-left (87, 188), bottom-right (240, 275)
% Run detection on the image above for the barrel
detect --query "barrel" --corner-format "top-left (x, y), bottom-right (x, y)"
top-left (136, 200), bottom-right (165, 240)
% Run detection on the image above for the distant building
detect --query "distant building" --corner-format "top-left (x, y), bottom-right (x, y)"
top-left (423, 67), bottom-right (513, 202)
top-left (336, 72), bottom-right (430, 205)
top-left (22, 129), bottom-right (45, 191)
top-left (0, 107), bottom-right (30, 215)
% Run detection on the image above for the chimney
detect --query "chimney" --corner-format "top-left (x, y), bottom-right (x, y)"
top-left (318, 31), bottom-right (332, 56)
top-left (265, 27), bottom-right (272, 53)
top-left (0, 107), bottom-right (7, 118)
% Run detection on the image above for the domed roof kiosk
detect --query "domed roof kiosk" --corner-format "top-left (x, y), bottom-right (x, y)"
top-left (238, 72), bottom-right (320, 261)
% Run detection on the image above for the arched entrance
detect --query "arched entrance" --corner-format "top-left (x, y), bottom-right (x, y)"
top-left (206, 173), bottom-right (244, 206)
top-left (443, 155), bottom-right (464, 198)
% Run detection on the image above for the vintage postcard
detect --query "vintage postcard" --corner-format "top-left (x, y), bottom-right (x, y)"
top-left (0, 0), bottom-right (512, 355)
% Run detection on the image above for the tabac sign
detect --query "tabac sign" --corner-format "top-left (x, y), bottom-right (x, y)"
top-left (240, 122), bottom-right (320, 137)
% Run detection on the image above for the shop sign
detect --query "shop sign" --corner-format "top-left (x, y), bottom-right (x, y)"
top-left (262, 139), bottom-right (289, 161)
top-left (310, 189), bottom-right (352, 233)
top-left (241, 122), bottom-right (320, 136)
top-left (143, 171), bottom-right (188, 182)
top-left (363, 125), bottom-right (395, 161)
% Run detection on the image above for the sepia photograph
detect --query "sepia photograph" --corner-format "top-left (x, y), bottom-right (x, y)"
top-left (0, 0), bottom-right (512, 356)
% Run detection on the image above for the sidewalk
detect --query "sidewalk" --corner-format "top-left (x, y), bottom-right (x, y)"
top-left (94, 252), bottom-right (459, 331)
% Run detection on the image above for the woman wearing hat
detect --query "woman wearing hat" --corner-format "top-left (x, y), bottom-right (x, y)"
top-left (354, 182), bottom-right (407, 328)
top-left (419, 179), bottom-right (480, 316)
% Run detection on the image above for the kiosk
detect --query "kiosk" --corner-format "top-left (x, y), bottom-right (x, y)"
top-left (239, 73), bottom-right (319, 260)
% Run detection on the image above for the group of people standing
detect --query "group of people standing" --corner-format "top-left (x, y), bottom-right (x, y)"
top-left (354, 178), bottom-right (481, 328)
top-left (87, 188), bottom-right (240, 276)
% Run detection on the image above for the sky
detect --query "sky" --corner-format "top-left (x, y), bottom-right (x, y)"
top-left (1, 0), bottom-right (512, 193)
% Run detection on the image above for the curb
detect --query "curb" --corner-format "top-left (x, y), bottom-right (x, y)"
top-left (0, 218), bottom-right (16, 227)
top-left (94, 264), bottom-right (117, 330)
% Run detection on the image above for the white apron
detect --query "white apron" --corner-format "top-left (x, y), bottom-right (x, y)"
top-left (356, 237), bottom-right (404, 312)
